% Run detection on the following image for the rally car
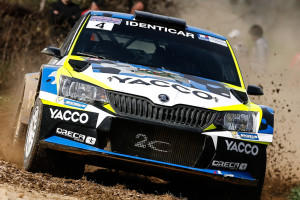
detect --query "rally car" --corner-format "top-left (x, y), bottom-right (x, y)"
top-left (13, 11), bottom-right (274, 199)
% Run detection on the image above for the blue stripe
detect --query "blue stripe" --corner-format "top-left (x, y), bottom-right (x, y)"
top-left (45, 136), bottom-right (255, 181)
top-left (40, 67), bottom-right (59, 95)
top-left (91, 11), bottom-right (134, 20)
top-left (258, 125), bottom-right (273, 134)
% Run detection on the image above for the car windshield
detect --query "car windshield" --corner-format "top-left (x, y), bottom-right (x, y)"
top-left (72, 15), bottom-right (241, 86)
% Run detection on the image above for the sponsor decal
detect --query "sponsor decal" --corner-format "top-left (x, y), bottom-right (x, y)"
top-left (64, 99), bottom-right (87, 109)
top-left (225, 139), bottom-right (259, 156)
top-left (197, 34), bottom-right (227, 47)
top-left (231, 131), bottom-right (238, 139)
top-left (90, 16), bottom-right (122, 24)
top-left (85, 136), bottom-right (97, 145)
top-left (89, 59), bottom-right (231, 98)
top-left (212, 160), bottom-right (248, 170)
top-left (135, 68), bottom-right (189, 83)
top-left (112, 76), bottom-right (214, 101)
top-left (41, 68), bottom-right (58, 95)
top-left (48, 71), bottom-right (57, 85)
top-left (224, 174), bottom-right (234, 177)
top-left (126, 21), bottom-right (195, 38)
top-left (56, 128), bottom-right (86, 142)
top-left (50, 108), bottom-right (89, 124)
top-left (238, 133), bottom-right (259, 140)
top-left (134, 134), bottom-right (172, 153)
top-left (56, 128), bottom-right (97, 145)
top-left (214, 170), bottom-right (222, 175)
top-left (198, 34), bottom-right (210, 41)
top-left (87, 21), bottom-right (114, 31)
top-left (239, 163), bottom-right (248, 170)
top-left (56, 96), bottom-right (64, 104)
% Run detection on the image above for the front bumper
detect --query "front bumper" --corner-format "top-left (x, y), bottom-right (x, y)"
top-left (41, 136), bottom-right (257, 186)
top-left (39, 101), bottom-right (266, 187)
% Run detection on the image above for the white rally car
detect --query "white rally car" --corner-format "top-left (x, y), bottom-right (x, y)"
top-left (14, 11), bottom-right (274, 200)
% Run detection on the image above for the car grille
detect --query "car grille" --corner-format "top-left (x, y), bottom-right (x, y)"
top-left (109, 118), bottom-right (206, 167)
top-left (106, 91), bottom-right (217, 130)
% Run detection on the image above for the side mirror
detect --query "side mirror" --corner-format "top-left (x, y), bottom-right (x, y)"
top-left (41, 47), bottom-right (62, 59)
top-left (247, 85), bottom-right (264, 96)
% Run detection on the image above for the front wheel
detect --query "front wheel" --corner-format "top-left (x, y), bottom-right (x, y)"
top-left (24, 98), bottom-right (85, 178)
top-left (23, 98), bottom-right (47, 172)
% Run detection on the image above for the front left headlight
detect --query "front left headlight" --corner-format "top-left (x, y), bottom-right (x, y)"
top-left (59, 75), bottom-right (108, 104)
top-left (214, 112), bottom-right (258, 132)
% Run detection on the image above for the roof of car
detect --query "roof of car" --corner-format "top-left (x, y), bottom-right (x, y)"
top-left (89, 11), bottom-right (227, 40)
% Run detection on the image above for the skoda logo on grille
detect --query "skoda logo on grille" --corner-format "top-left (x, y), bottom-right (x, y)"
top-left (158, 94), bottom-right (169, 102)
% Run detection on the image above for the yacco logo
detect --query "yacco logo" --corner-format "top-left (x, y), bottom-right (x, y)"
top-left (112, 76), bottom-right (214, 101)
top-left (50, 108), bottom-right (89, 124)
top-left (225, 140), bottom-right (259, 156)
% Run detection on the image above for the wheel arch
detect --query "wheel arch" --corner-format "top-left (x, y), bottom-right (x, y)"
top-left (19, 72), bottom-right (41, 125)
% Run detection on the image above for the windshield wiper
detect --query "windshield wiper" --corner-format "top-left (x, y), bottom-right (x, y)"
top-left (76, 52), bottom-right (121, 62)
top-left (123, 60), bottom-right (166, 70)
top-left (76, 52), bottom-right (106, 59)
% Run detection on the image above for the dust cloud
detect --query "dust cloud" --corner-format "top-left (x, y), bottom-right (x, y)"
top-left (0, 0), bottom-right (299, 199)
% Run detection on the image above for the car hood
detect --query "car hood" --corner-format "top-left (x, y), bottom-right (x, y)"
top-left (70, 58), bottom-right (248, 110)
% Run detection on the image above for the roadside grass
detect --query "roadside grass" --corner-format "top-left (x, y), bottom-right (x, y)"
top-left (289, 185), bottom-right (300, 200)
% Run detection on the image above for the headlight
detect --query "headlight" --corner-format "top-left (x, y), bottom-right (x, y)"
top-left (59, 76), bottom-right (108, 104)
top-left (214, 112), bottom-right (258, 132)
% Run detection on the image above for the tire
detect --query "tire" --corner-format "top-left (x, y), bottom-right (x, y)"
top-left (23, 98), bottom-right (47, 172)
top-left (24, 98), bottom-right (85, 178)
top-left (229, 148), bottom-right (267, 200)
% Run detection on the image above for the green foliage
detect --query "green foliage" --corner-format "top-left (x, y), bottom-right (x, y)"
top-left (289, 186), bottom-right (300, 200)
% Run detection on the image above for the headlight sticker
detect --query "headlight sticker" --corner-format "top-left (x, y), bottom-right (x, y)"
top-left (64, 99), bottom-right (87, 109)
top-left (238, 133), bottom-right (259, 141)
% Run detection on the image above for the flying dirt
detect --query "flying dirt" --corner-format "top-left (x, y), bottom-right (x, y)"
top-left (0, 0), bottom-right (300, 200)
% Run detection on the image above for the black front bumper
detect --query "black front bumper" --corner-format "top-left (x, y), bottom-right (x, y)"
top-left (39, 104), bottom-right (266, 186)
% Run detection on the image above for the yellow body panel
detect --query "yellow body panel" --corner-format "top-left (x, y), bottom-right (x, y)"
top-left (226, 40), bottom-right (245, 89)
top-left (41, 99), bottom-right (84, 111)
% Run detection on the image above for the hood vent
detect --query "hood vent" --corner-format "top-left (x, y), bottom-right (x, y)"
top-left (230, 89), bottom-right (249, 104)
top-left (69, 59), bottom-right (90, 72)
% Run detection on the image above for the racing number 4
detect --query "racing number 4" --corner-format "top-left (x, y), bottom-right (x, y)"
top-left (86, 21), bottom-right (114, 31)
top-left (96, 22), bottom-right (105, 29)
top-left (94, 22), bottom-right (114, 31)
